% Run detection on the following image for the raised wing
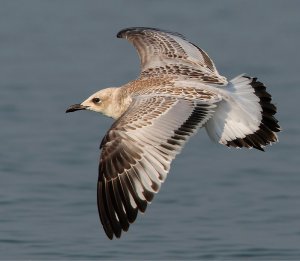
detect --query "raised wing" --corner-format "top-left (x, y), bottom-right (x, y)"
top-left (117, 27), bottom-right (227, 84)
top-left (97, 95), bottom-right (217, 239)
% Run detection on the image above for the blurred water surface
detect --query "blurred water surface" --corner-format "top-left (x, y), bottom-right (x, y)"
top-left (1, 0), bottom-right (300, 259)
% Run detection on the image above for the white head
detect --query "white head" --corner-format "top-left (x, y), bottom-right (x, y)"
top-left (66, 87), bottom-right (122, 118)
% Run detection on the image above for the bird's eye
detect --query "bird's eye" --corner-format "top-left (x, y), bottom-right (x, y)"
top-left (92, 98), bottom-right (100, 103)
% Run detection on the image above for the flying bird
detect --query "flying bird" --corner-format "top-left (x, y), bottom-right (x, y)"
top-left (66, 27), bottom-right (280, 239)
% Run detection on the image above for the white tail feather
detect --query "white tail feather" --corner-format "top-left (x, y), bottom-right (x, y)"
top-left (205, 74), bottom-right (279, 151)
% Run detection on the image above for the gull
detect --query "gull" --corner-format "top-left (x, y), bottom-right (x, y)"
top-left (66, 27), bottom-right (280, 239)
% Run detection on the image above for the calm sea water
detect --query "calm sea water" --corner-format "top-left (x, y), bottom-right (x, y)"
top-left (1, 0), bottom-right (300, 259)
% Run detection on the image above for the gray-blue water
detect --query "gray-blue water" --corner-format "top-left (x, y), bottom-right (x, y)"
top-left (1, 0), bottom-right (299, 259)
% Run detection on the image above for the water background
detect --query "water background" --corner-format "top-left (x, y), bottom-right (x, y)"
top-left (1, 0), bottom-right (300, 259)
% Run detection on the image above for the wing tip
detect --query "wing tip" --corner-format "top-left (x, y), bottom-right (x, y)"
top-left (117, 27), bottom-right (185, 39)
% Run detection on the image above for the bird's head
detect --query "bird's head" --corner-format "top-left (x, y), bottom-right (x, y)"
top-left (66, 87), bottom-right (120, 118)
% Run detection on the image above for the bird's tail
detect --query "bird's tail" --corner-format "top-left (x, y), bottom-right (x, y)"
top-left (205, 74), bottom-right (280, 151)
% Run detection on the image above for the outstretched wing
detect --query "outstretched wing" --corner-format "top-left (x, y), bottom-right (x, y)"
top-left (98, 95), bottom-right (217, 239)
top-left (117, 27), bottom-right (227, 84)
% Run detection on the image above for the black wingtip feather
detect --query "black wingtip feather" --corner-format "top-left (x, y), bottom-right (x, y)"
top-left (109, 181), bottom-right (130, 232)
top-left (116, 178), bottom-right (138, 223)
top-left (104, 181), bottom-right (122, 238)
top-left (97, 181), bottom-right (114, 240)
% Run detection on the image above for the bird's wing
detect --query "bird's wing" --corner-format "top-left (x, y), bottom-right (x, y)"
top-left (117, 27), bottom-right (227, 85)
top-left (98, 94), bottom-right (218, 239)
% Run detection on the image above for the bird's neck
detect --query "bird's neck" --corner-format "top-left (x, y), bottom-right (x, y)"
top-left (103, 87), bottom-right (132, 119)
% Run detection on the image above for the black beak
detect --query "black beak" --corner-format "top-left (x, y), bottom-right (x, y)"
top-left (65, 104), bottom-right (87, 113)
